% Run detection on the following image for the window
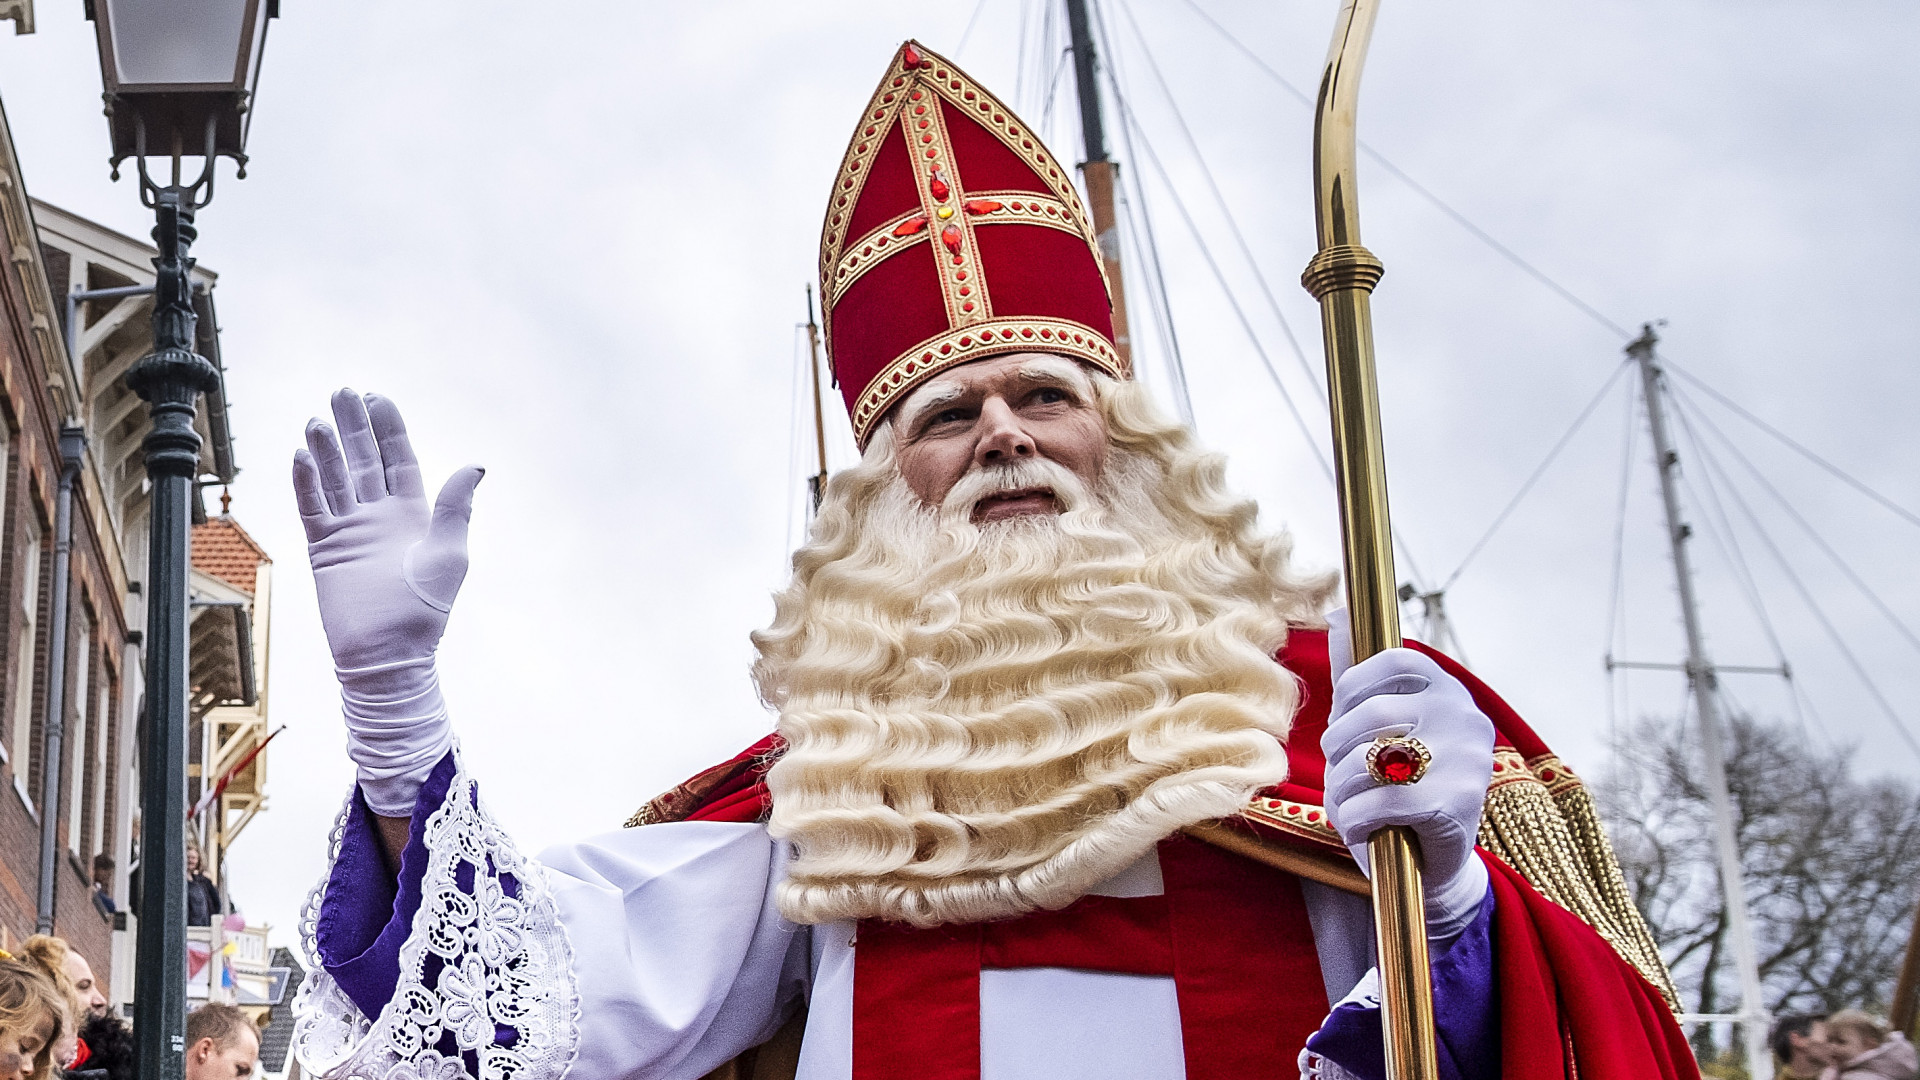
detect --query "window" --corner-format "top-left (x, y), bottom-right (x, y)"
top-left (66, 617), bottom-right (91, 854)
top-left (91, 671), bottom-right (111, 859)
top-left (10, 513), bottom-right (40, 809)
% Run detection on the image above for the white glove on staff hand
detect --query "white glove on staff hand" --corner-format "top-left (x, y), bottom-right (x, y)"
top-left (1321, 609), bottom-right (1496, 940)
top-left (292, 389), bottom-right (484, 816)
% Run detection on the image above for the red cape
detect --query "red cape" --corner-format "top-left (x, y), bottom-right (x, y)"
top-left (639, 628), bottom-right (1697, 1080)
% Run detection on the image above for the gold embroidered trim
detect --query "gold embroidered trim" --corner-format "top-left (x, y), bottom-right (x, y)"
top-left (828, 212), bottom-right (934, 308)
top-left (1236, 794), bottom-right (1346, 850)
top-left (907, 83), bottom-right (993, 330)
top-left (826, 195), bottom-right (1082, 310)
top-left (851, 317), bottom-right (1124, 440)
top-left (961, 191), bottom-right (1085, 235)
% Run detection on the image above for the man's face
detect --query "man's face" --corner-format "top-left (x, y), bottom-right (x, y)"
top-left (62, 951), bottom-right (108, 1019)
top-left (1785, 1021), bottom-right (1829, 1068)
top-left (890, 353), bottom-right (1108, 522)
top-left (186, 1028), bottom-right (257, 1080)
top-left (186, 849), bottom-right (201, 874)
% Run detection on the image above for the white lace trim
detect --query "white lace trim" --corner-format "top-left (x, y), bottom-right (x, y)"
top-left (291, 751), bottom-right (581, 1080)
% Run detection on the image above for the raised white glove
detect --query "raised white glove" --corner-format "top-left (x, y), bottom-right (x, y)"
top-left (1321, 610), bottom-right (1495, 940)
top-left (293, 390), bottom-right (483, 816)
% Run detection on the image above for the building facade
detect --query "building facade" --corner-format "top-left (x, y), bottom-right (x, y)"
top-left (0, 90), bottom-right (273, 1006)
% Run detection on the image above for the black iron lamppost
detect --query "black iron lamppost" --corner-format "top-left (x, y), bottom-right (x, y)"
top-left (84, 2), bottom-right (273, 1076)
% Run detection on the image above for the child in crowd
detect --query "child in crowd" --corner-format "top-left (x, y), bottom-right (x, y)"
top-left (1826, 1010), bottom-right (1918, 1080)
top-left (0, 958), bottom-right (65, 1080)
top-left (18, 938), bottom-right (85, 1072)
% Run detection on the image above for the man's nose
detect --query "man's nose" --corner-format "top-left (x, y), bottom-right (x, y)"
top-left (973, 397), bottom-right (1034, 467)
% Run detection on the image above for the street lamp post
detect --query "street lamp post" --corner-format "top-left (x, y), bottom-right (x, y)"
top-left (83, 3), bottom-right (272, 1076)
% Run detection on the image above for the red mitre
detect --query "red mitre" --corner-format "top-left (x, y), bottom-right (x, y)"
top-left (820, 41), bottom-right (1129, 447)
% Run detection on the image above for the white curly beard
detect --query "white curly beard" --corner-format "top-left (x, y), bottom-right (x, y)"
top-left (752, 379), bottom-right (1333, 928)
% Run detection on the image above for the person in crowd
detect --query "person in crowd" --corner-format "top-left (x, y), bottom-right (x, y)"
top-left (51, 948), bottom-right (104, 1026)
top-left (185, 848), bottom-right (222, 928)
top-left (1825, 1010), bottom-right (1917, 1080)
top-left (17, 940), bottom-right (83, 1073)
top-left (183, 1004), bottom-right (258, 1080)
top-left (87, 857), bottom-right (114, 919)
top-left (69, 1014), bottom-right (132, 1080)
top-left (1773, 1014), bottom-right (1834, 1079)
top-left (0, 958), bottom-right (66, 1080)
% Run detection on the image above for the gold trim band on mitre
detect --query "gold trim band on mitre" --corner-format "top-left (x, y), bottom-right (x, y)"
top-left (850, 316), bottom-right (1124, 446)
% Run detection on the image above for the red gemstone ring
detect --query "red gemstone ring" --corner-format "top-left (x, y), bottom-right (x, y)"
top-left (1365, 735), bottom-right (1431, 785)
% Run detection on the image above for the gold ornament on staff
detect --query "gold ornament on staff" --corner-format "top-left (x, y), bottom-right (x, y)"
top-left (1299, 1), bottom-right (1440, 1076)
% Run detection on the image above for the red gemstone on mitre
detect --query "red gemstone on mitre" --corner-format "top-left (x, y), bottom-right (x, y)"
top-left (1376, 743), bottom-right (1421, 783)
top-left (894, 215), bottom-right (929, 237)
top-left (964, 199), bottom-right (1003, 215)
top-left (903, 42), bottom-right (924, 68)
top-left (941, 224), bottom-right (962, 253)
top-left (929, 171), bottom-right (951, 201)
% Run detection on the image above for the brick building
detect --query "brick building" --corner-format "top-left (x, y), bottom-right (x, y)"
top-left (0, 86), bottom-right (273, 1004)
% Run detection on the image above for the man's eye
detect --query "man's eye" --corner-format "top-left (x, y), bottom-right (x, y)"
top-left (932, 408), bottom-right (968, 424)
top-left (1034, 387), bottom-right (1068, 404)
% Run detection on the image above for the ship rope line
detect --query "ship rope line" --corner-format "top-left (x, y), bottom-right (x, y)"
top-left (1662, 391), bottom-right (1806, 725)
top-left (1438, 360), bottom-right (1633, 593)
top-left (1665, 385), bottom-right (1920, 759)
top-left (1092, 0), bottom-right (1197, 428)
top-left (1678, 388), bottom-right (1920, 657)
top-left (1130, 0), bottom-right (1918, 687)
top-left (1663, 360), bottom-right (1920, 534)
top-left (1111, 0), bottom-right (1326, 408)
top-left (1662, 389), bottom-right (1812, 742)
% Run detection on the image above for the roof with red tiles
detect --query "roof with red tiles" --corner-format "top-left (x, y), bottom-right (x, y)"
top-left (192, 516), bottom-right (272, 594)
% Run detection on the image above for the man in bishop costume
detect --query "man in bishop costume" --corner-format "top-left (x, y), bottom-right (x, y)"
top-left (289, 42), bottom-right (1698, 1080)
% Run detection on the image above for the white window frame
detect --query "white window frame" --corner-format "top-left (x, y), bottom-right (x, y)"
top-left (11, 512), bottom-right (40, 811)
top-left (90, 671), bottom-right (110, 861)
top-left (66, 619), bottom-right (90, 854)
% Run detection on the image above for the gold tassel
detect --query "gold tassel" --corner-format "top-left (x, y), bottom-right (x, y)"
top-left (1477, 750), bottom-right (1679, 1006)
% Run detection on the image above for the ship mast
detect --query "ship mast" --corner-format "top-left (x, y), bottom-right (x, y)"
top-left (1063, 0), bottom-right (1132, 370)
top-left (1628, 325), bottom-right (1771, 1080)
top-left (803, 285), bottom-right (830, 513)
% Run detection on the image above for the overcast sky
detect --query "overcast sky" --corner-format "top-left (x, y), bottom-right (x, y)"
top-left (1, 0), bottom-right (1915, 951)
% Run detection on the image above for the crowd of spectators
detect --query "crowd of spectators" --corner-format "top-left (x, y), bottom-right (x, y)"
top-left (0, 931), bottom-right (259, 1080)
top-left (1774, 1012), bottom-right (1918, 1080)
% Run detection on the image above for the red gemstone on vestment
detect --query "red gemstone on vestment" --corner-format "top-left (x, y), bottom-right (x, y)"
top-left (903, 43), bottom-right (923, 67)
top-left (929, 173), bottom-right (951, 201)
top-left (894, 215), bottom-right (929, 236)
top-left (1376, 744), bottom-right (1421, 783)
top-left (941, 224), bottom-right (962, 253)
top-left (964, 200), bottom-right (1002, 215)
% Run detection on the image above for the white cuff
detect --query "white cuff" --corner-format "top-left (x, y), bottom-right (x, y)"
top-left (1422, 854), bottom-right (1488, 946)
top-left (337, 655), bottom-right (453, 816)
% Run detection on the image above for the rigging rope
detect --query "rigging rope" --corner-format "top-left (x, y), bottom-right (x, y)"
top-left (1111, 91), bottom-right (1336, 486)
top-left (1675, 403), bottom-right (1920, 760)
top-left (1673, 383), bottom-right (1920, 660)
top-left (1090, 0), bottom-right (1197, 427)
top-left (1603, 377), bottom-right (1640, 744)
top-left (1663, 392), bottom-right (1812, 733)
top-left (1440, 359), bottom-right (1631, 591)
top-left (1662, 360), bottom-right (1920, 534)
top-left (954, 0), bottom-right (991, 57)
top-left (1172, 0), bottom-right (1636, 342)
top-left (1113, 0), bottom-right (1325, 404)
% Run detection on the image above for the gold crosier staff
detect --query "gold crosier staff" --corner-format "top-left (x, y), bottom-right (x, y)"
top-left (1300, 1), bottom-right (1440, 1077)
